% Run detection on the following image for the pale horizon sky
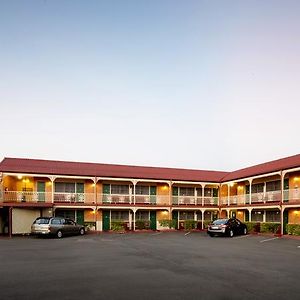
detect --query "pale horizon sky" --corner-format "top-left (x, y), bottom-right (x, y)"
top-left (1, 0), bottom-right (300, 172)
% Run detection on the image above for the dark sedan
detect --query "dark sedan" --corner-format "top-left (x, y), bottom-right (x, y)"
top-left (207, 218), bottom-right (247, 237)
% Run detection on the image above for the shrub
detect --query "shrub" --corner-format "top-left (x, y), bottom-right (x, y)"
top-left (286, 224), bottom-right (300, 235)
top-left (159, 219), bottom-right (177, 229)
top-left (184, 220), bottom-right (197, 230)
top-left (111, 220), bottom-right (125, 231)
top-left (203, 220), bottom-right (211, 229)
top-left (244, 222), bottom-right (258, 233)
top-left (135, 220), bottom-right (150, 230)
top-left (260, 222), bottom-right (280, 233)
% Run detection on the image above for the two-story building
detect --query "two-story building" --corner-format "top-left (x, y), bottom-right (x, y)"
top-left (0, 155), bottom-right (300, 236)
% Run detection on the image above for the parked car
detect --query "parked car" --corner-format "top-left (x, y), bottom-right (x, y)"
top-left (207, 218), bottom-right (247, 237)
top-left (31, 217), bottom-right (85, 238)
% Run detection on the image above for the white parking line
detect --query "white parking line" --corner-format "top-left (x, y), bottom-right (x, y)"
top-left (233, 235), bottom-right (249, 239)
top-left (184, 232), bottom-right (191, 236)
top-left (151, 232), bottom-right (162, 236)
top-left (297, 246), bottom-right (300, 248)
top-left (260, 237), bottom-right (279, 243)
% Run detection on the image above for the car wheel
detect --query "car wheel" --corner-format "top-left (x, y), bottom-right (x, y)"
top-left (79, 228), bottom-right (85, 235)
top-left (57, 230), bottom-right (63, 238)
top-left (243, 227), bottom-right (247, 235)
top-left (229, 230), bottom-right (234, 237)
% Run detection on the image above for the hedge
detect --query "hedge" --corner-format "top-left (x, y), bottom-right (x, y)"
top-left (243, 222), bottom-right (280, 233)
top-left (260, 222), bottom-right (280, 234)
top-left (286, 224), bottom-right (300, 235)
top-left (135, 220), bottom-right (150, 230)
top-left (111, 220), bottom-right (126, 231)
top-left (158, 219), bottom-right (177, 229)
top-left (184, 220), bottom-right (198, 230)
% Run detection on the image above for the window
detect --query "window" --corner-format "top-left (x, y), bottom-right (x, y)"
top-left (204, 188), bottom-right (212, 197)
top-left (196, 188), bottom-right (202, 197)
top-left (55, 210), bottom-right (76, 220)
top-left (266, 211), bottom-right (280, 222)
top-left (251, 183), bottom-right (264, 194)
top-left (136, 211), bottom-right (149, 220)
top-left (135, 186), bottom-right (150, 195)
top-left (251, 211), bottom-right (263, 222)
top-left (111, 185), bottom-right (129, 195)
top-left (111, 211), bottom-right (129, 221)
top-left (266, 180), bottom-right (281, 192)
top-left (55, 182), bottom-right (75, 193)
top-left (179, 187), bottom-right (194, 196)
top-left (64, 219), bottom-right (75, 225)
top-left (51, 218), bottom-right (62, 225)
top-left (179, 211), bottom-right (194, 220)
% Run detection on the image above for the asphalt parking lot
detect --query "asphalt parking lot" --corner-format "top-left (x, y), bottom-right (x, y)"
top-left (0, 232), bottom-right (300, 300)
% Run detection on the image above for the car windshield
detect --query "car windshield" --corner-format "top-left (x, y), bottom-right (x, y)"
top-left (34, 218), bottom-right (50, 224)
top-left (212, 219), bottom-right (228, 225)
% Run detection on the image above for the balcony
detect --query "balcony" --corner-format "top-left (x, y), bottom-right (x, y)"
top-left (172, 196), bottom-right (218, 206)
top-left (53, 192), bottom-right (95, 204)
top-left (0, 191), bottom-right (52, 203)
top-left (97, 194), bottom-right (169, 205)
top-left (99, 194), bottom-right (131, 204)
top-left (251, 191), bottom-right (281, 204)
top-left (283, 188), bottom-right (300, 203)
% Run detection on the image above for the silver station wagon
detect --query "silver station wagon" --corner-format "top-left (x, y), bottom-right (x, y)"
top-left (31, 217), bottom-right (85, 238)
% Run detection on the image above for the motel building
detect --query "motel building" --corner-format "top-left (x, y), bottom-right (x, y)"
top-left (0, 155), bottom-right (300, 236)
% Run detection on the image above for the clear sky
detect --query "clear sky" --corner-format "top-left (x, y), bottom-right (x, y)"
top-left (0, 0), bottom-right (300, 172)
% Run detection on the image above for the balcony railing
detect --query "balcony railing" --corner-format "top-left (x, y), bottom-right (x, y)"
top-left (53, 192), bottom-right (95, 204)
top-left (2, 189), bottom-right (300, 206)
top-left (97, 194), bottom-right (170, 205)
top-left (100, 194), bottom-right (131, 204)
top-left (172, 196), bottom-right (218, 206)
top-left (0, 191), bottom-right (52, 203)
top-left (283, 188), bottom-right (300, 203)
top-left (251, 191), bottom-right (281, 204)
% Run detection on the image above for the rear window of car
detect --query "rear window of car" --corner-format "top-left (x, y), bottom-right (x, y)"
top-left (212, 219), bottom-right (228, 225)
top-left (34, 218), bottom-right (50, 224)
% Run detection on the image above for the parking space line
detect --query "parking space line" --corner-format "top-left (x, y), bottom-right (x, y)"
top-left (184, 232), bottom-right (191, 236)
top-left (260, 237), bottom-right (279, 243)
top-left (151, 232), bottom-right (162, 236)
top-left (233, 235), bottom-right (249, 239)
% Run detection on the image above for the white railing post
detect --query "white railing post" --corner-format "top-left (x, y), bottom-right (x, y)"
top-left (202, 184), bottom-right (205, 206)
top-left (249, 179), bottom-right (252, 205)
top-left (227, 184), bottom-right (230, 206)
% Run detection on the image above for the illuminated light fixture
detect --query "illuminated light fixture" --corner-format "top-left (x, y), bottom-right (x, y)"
top-left (162, 185), bottom-right (169, 191)
top-left (162, 210), bottom-right (168, 215)
top-left (91, 210), bottom-right (96, 214)
top-left (237, 211), bottom-right (242, 215)
top-left (230, 182), bottom-right (235, 187)
top-left (17, 175), bottom-right (23, 180)
top-left (294, 210), bottom-right (300, 215)
top-left (91, 183), bottom-right (95, 187)
top-left (294, 177), bottom-right (299, 182)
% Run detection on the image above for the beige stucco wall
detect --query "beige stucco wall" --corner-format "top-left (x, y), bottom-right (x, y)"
top-left (12, 208), bottom-right (40, 234)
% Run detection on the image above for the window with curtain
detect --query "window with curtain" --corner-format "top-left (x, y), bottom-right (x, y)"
top-left (111, 185), bottom-right (129, 195)
top-left (179, 187), bottom-right (194, 196)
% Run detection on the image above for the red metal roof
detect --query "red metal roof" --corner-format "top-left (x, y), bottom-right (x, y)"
top-left (221, 153), bottom-right (300, 182)
top-left (1, 154), bottom-right (300, 183)
top-left (0, 157), bottom-right (228, 182)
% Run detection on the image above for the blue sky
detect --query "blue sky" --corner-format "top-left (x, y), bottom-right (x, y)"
top-left (0, 0), bottom-right (300, 171)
